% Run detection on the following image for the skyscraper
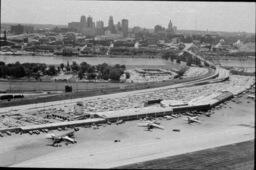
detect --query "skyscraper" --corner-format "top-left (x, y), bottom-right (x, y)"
top-left (108, 16), bottom-right (116, 33)
top-left (80, 15), bottom-right (87, 32)
top-left (96, 20), bottom-right (104, 35)
top-left (80, 15), bottom-right (86, 24)
top-left (121, 19), bottom-right (129, 37)
top-left (117, 21), bottom-right (122, 32)
top-left (87, 16), bottom-right (93, 28)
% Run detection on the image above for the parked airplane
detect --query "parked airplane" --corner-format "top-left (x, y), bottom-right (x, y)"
top-left (46, 130), bottom-right (77, 147)
top-left (164, 115), bottom-right (173, 120)
top-left (138, 121), bottom-right (164, 131)
top-left (116, 119), bottom-right (125, 125)
top-left (185, 116), bottom-right (201, 124)
top-left (247, 94), bottom-right (255, 99)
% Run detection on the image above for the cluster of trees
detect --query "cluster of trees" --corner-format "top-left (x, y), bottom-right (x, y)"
top-left (0, 61), bottom-right (127, 82)
top-left (162, 51), bottom-right (203, 67)
top-left (0, 61), bottom-right (58, 79)
top-left (60, 62), bottom-right (126, 81)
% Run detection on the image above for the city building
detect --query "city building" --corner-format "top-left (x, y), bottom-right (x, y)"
top-left (87, 16), bottom-right (93, 28)
top-left (80, 15), bottom-right (87, 32)
top-left (108, 16), bottom-right (116, 34)
top-left (154, 25), bottom-right (165, 33)
top-left (96, 20), bottom-right (104, 35)
top-left (68, 15), bottom-right (96, 37)
top-left (116, 22), bottom-right (122, 33)
top-left (68, 22), bottom-right (81, 32)
top-left (121, 19), bottom-right (129, 37)
top-left (167, 19), bottom-right (177, 34)
top-left (10, 24), bottom-right (34, 34)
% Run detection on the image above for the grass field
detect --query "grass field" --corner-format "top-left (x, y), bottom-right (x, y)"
top-left (115, 140), bottom-right (254, 169)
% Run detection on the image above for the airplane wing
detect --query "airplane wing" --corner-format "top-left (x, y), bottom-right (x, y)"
top-left (151, 123), bottom-right (164, 130)
top-left (188, 117), bottom-right (201, 124)
top-left (45, 133), bottom-right (57, 140)
top-left (60, 131), bottom-right (75, 138)
top-left (193, 119), bottom-right (201, 123)
top-left (62, 136), bottom-right (75, 143)
top-left (137, 123), bottom-right (149, 127)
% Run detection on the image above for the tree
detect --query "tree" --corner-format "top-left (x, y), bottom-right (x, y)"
top-left (125, 72), bottom-right (130, 79)
top-left (175, 66), bottom-right (188, 78)
top-left (46, 66), bottom-right (57, 76)
top-left (60, 63), bottom-right (65, 71)
top-left (109, 68), bottom-right (123, 81)
top-left (78, 70), bottom-right (84, 80)
top-left (0, 61), bottom-right (5, 66)
top-left (71, 61), bottom-right (79, 72)
top-left (87, 65), bottom-right (96, 73)
top-left (66, 61), bottom-right (71, 71)
top-left (87, 73), bottom-right (97, 80)
top-left (80, 62), bottom-right (90, 73)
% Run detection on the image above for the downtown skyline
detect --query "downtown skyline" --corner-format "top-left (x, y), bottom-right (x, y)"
top-left (1, 0), bottom-right (255, 33)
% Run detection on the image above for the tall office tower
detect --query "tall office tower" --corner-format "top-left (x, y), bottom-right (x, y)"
top-left (87, 16), bottom-right (93, 28)
top-left (80, 15), bottom-right (87, 32)
top-left (108, 16), bottom-right (116, 33)
top-left (117, 21), bottom-right (122, 32)
top-left (96, 20), bottom-right (104, 35)
top-left (80, 15), bottom-right (86, 25)
top-left (121, 19), bottom-right (129, 37)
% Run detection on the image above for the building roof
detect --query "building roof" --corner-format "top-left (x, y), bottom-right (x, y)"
top-left (20, 118), bottom-right (105, 131)
top-left (95, 106), bottom-right (173, 118)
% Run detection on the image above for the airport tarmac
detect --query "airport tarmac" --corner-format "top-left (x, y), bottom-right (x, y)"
top-left (0, 91), bottom-right (254, 168)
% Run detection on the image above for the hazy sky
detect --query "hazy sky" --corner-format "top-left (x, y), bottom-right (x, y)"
top-left (1, 0), bottom-right (255, 33)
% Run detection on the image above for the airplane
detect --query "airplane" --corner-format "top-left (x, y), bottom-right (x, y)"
top-left (247, 94), bottom-right (255, 99)
top-left (116, 119), bottom-right (125, 125)
top-left (164, 115), bottom-right (173, 120)
top-left (45, 130), bottom-right (77, 147)
top-left (185, 116), bottom-right (201, 124)
top-left (137, 121), bottom-right (164, 131)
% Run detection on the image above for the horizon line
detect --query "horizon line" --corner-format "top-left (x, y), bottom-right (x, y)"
top-left (1, 22), bottom-right (255, 35)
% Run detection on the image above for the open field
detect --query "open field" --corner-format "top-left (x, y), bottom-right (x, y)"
top-left (116, 140), bottom-right (254, 169)
top-left (0, 90), bottom-right (254, 168)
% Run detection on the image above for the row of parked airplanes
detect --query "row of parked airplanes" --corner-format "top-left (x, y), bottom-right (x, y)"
top-left (45, 115), bottom-right (201, 147)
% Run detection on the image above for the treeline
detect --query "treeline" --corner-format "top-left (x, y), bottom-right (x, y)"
top-left (62, 61), bottom-right (126, 81)
top-left (0, 61), bottom-right (126, 81)
top-left (0, 61), bottom-right (57, 79)
top-left (162, 51), bottom-right (204, 67)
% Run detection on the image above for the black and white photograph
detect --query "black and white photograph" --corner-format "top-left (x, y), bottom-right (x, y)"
top-left (0, 0), bottom-right (255, 169)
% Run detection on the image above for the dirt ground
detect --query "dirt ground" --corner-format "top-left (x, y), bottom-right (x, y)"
top-left (0, 90), bottom-right (254, 168)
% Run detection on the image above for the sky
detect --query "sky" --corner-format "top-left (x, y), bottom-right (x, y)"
top-left (1, 0), bottom-right (255, 33)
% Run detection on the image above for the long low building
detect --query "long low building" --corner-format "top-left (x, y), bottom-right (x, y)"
top-left (96, 106), bottom-right (174, 121)
top-left (20, 118), bottom-right (106, 132)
